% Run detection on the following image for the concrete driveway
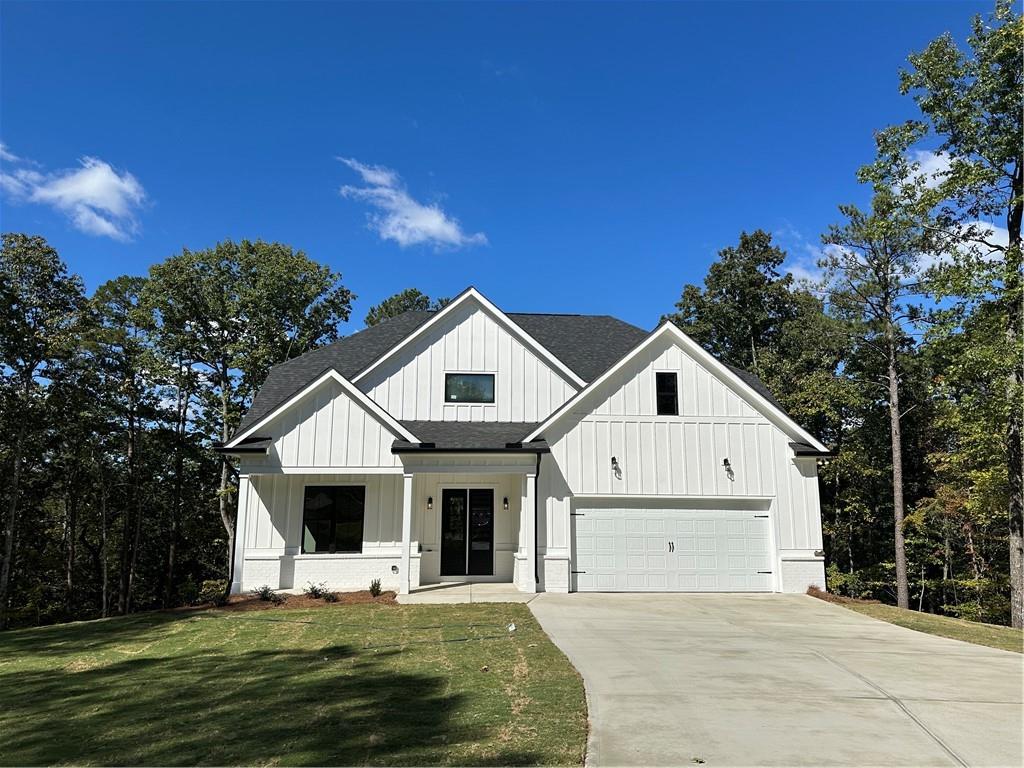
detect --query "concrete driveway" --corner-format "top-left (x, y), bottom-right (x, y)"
top-left (529, 593), bottom-right (1022, 767)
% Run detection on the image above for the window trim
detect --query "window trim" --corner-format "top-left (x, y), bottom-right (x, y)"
top-left (444, 372), bottom-right (496, 404)
top-left (300, 484), bottom-right (366, 555)
top-left (655, 371), bottom-right (679, 416)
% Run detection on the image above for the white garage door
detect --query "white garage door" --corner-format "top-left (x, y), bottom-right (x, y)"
top-left (572, 505), bottom-right (773, 592)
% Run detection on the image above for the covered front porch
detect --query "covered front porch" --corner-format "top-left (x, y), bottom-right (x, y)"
top-left (396, 449), bottom-right (542, 595)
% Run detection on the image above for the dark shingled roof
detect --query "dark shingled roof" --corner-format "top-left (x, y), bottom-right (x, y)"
top-left (506, 313), bottom-right (651, 382)
top-left (233, 305), bottom-right (796, 442)
top-left (396, 421), bottom-right (541, 450)
top-left (236, 311), bottom-right (434, 433)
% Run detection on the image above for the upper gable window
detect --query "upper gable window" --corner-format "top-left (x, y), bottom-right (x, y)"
top-left (656, 372), bottom-right (679, 416)
top-left (445, 373), bottom-right (495, 403)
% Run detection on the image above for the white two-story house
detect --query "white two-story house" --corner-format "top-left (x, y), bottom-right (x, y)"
top-left (219, 287), bottom-right (829, 596)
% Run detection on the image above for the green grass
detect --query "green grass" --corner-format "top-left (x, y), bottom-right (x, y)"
top-left (837, 600), bottom-right (1023, 654)
top-left (0, 603), bottom-right (587, 766)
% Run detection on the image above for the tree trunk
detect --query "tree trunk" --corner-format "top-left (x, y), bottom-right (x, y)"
top-left (65, 492), bottom-right (78, 616)
top-left (100, 484), bottom-right (109, 619)
top-left (887, 323), bottom-right (910, 610)
top-left (218, 370), bottom-right (235, 599)
top-left (1005, 160), bottom-right (1023, 629)
top-left (118, 405), bottom-right (141, 615)
top-left (163, 378), bottom-right (187, 608)
top-left (0, 419), bottom-right (26, 630)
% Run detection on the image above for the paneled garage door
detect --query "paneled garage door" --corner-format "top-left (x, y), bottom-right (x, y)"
top-left (572, 505), bottom-right (773, 592)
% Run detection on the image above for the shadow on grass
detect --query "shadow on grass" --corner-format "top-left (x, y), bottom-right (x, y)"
top-left (1, 637), bottom-right (542, 766)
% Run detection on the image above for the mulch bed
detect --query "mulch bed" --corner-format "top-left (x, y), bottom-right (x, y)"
top-left (216, 590), bottom-right (397, 612)
top-left (807, 585), bottom-right (879, 605)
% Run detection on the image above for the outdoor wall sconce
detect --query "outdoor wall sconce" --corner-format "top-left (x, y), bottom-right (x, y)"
top-left (391, 565), bottom-right (399, 574)
top-left (426, 496), bottom-right (433, 510)
top-left (723, 458), bottom-right (735, 481)
top-left (503, 497), bottom-right (509, 511)
top-left (611, 456), bottom-right (622, 479)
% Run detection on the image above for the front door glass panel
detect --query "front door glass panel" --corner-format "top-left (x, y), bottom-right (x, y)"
top-left (439, 488), bottom-right (494, 576)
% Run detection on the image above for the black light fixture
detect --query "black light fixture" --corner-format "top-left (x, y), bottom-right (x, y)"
top-left (611, 456), bottom-right (622, 479)
top-left (723, 458), bottom-right (735, 480)
top-left (722, 458), bottom-right (731, 469)
top-left (391, 565), bottom-right (399, 574)
top-left (426, 496), bottom-right (433, 510)
top-left (503, 497), bottom-right (509, 511)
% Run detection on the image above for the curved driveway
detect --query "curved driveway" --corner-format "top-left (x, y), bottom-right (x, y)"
top-left (530, 593), bottom-right (1022, 767)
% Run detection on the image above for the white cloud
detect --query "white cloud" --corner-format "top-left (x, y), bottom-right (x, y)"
top-left (0, 142), bottom-right (20, 163)
top-left (338, 157), bottom-right (487, 249)
top-left (910, 150), bottom-right (951, 190)
top-left (0, 146), bottom-right (146, 241)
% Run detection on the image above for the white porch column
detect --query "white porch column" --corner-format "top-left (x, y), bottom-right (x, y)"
top-left (231, 475), bottom-right (252, 594)
top-left (400, 473), bottom-right (414, 595)
top-left (521, 472), bottom-right (538, 593)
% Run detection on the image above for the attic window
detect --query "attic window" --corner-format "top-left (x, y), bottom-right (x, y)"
top-left (656, 372), bottom-right (679, 416)
top-left (445, 373), bottom-right (495, 403)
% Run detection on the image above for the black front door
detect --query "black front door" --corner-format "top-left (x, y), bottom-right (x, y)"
top-left (440, 488), bottom-right (494, 576)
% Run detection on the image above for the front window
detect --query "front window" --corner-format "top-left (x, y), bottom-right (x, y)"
top-left (301, 485), bottom-right (365, 554)
top-left (445, 373), bottom-right (495, 403)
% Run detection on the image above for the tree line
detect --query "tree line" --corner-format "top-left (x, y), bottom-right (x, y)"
top-left (1, 3), bottom-right (1020, 628)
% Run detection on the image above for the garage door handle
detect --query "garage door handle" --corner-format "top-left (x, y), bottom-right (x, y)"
top-left (668, 541), bottom-right (674, 552)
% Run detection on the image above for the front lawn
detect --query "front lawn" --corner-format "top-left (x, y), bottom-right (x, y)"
top-left (0, 602), bottom-right (587, 766)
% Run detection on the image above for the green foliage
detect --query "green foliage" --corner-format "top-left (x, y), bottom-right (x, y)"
top-left (369, 578), bottom-right (383, 597)
top-left (303, 581), bottom-right (328, 599)
top-left (199, 580), bottom-right (228, 606)
top-left (322, 591), bottom-right (339, 603)
top-left (364, 287), bottom-right (449, 327)
top-left (0, 234), bottom-right (354, 629)
top-left (251, 584), bottom-right (275, 601)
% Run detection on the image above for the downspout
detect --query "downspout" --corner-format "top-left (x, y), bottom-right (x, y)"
top-left (535, 451), bottom-right (541, 587)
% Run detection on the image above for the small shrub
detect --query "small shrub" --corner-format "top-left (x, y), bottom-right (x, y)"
top-left (179, 577), bottom-right (199, 606)
top-left (303, 581), bottom-right (328, 599)
top-left (322, 592), bottom-right (339, 603)
top-left (200, 579), bottom-right (228, 606)
top-left (268, 592), bottom-right (287, 605)
top-left (369, 578), bottom-right (382, 597)
top-left (250, 584), bottom-right (275, 601)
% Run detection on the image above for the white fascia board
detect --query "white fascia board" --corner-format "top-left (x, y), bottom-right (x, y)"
top-left (524, 322), bottom-right (829, 453)
top-left (350, 286), bottom-right (587, 389)
top-left (226, 369), bottom-right (418, 447)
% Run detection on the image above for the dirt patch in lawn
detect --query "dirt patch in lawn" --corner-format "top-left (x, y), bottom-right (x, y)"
top-left (216, 590), bottom-right (397, 612)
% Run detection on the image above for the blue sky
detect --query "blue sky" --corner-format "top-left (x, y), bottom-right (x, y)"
top-left (0, 1), bottom-right (991, 331)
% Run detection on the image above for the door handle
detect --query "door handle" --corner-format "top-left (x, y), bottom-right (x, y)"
top-left (668, 541), bottom-right (674, 553)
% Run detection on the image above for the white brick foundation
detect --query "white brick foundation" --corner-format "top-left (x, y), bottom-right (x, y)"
top-left (779, 557), bottom-right (826, 593)
top-left (241, 553), bottom-right (420, 594)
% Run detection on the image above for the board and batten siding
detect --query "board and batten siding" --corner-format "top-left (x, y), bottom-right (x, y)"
top-left (241, 473), bottom-right (405, 554)
top-left (541, 333), bottom-right (823, 555)
top-left (358, 300), bottom-right (578, 422)
top-left (255, 377), bottom-right (403, 470)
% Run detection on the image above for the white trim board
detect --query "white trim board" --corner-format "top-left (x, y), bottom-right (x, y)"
top-left (351, 287), bottom-right (587, 389)
top-left (226, 369), bottom-right (419, 448)
top-left (524, 321), bottom-right (828, 453)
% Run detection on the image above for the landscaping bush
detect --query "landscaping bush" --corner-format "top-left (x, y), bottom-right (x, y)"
top-left (268, 591), bottom-right (287, 605)
top-left (199, 579), bottom-right (228, 606)
top-left (303, 581), bottom-right (328, 599)
top-left (250, 584), bottom-right (275, 601)
top-left (322, 592), bottom-right (339, 603)
top-left (369, 578), bottom-right (382, 597)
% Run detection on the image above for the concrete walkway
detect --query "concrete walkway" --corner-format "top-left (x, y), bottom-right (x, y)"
top-left (396, 582), bottom-right (537, 604)
top-left (529, 593), bottom-right (1022, 767)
